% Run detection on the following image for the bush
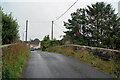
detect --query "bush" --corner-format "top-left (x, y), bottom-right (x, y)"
top-left (41, 35), bottom-right (60, 51)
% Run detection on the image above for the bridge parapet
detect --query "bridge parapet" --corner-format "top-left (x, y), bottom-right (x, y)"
top-left (62, 44), bottom-right (120, 61)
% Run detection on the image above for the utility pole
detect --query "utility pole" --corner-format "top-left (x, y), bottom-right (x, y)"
top-left (51, 21), bottom-right (54, 40)
top-left (118, 1), bottom-right (120, 17)
top-left (22, 32), bottom-right (24, 41)
top-left (26, 20), bottom-right (28, 42)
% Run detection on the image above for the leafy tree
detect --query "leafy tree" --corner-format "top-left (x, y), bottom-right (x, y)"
top-left (64, 8), bottom-right (87, 45)
top-left (2, 11), bottom-right (19, 45)
top-left (64, 2), bottom-right (120, 50)
top-left (50, 40), bottom-right (60, 46)
top-left (41, 35), bottom-right (60, 50)
top-left (0, 7), bottom-right (2, 45)
top-left (30, 38), bottom-right (40, 43)
top-left (41, 35), bottom-right (51, 51)
top-left (86, 2), bottom-right (120, 48)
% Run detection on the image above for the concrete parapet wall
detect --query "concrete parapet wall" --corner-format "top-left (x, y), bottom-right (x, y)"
top-left (62, 44), bottom-right (120, 61)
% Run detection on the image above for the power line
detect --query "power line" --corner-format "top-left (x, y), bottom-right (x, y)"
top-left (51, 0), bottom-right (78, 40)
top-left (54, 23), bottom-right (63, 31)
top-left (54, 0), bottom-right (78, 21)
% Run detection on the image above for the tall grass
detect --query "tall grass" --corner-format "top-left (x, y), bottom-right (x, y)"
top-left (2, 42), bottom-right (31, 79)
top-left (47, 46), bottom-right (120, 78)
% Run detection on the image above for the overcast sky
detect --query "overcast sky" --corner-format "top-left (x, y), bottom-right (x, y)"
top-left (2, 0), bottom-right (120, 41)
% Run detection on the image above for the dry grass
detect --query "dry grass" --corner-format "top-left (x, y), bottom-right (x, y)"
top-left (2, 42), bottom-right (31, 79)
top-left (47, 46), bottom-right (120, 78)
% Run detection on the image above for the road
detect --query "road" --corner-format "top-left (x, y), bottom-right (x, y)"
top-left (21, 50), bottom-right (115, 79)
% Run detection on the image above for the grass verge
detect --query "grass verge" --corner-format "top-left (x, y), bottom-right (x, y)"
top-left (2, 42), bottom-right (31, 79)
top-left (46, 46), bottom-right (120, 79)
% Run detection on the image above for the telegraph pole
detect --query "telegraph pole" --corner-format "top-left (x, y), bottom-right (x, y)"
top-left (26, 20), bottom-right (28, 42)
top-left (51, 21), bottom-right (54, 40)
top-left (22, 32), bottom-right (24, 41)
top-left (118, 1), bottom-right (120, 17)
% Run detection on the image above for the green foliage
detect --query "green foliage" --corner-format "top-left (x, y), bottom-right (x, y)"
top-left (113, 59), bottom-right (120, 78)
top-left (41, 35), bottom-right (60, 51)
top-left (33, 38), bottom-right (40, 41)
top-left (0, 7), bottom-right (2, 45)
top-left (2, 43), bottom-right (31, 79)
top-left (114, 63), bottom-right (120, 78)
top-left (2, 11), bottom-right (19, 45)
top-left (63, 2), bottom-right (120, 50)
top-left (41, 35), bottom-right (51, 51)
top-left (0, 24), bottom-right (2, 45)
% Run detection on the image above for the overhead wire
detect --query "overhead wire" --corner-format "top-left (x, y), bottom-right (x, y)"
top-left (54, 23), bottom-right (63, 31)
top-left (54, 0), bottom-right (78, 22)
top-left (53, 23), bottom-right (64, 39)
top-left (52, 0), bottom-right (78, 39)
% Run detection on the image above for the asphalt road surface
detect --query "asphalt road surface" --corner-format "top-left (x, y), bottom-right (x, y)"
top-left (21, 50), bottom-right (115, 79)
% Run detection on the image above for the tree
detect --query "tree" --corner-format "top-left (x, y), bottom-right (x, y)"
top-left (41, 35), bottom-right (51, 51)
top-left (0, 7), bottom-right (2, 45)
top-left (34, 38), bottom-right (40, 41)
top-left (86, 2), bottom-right (120, 48)
top-left (2, 12), bottom-right (19, 45)
top-left (64, 8), bottom-right (87, 45)
top-left (41, 35), bottom-right (60, 50)
top-left (64, 2), bottom-right (120, 49)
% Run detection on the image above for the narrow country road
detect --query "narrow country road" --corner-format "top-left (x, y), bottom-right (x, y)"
top-left (21, 50), bottom-right (115, 79)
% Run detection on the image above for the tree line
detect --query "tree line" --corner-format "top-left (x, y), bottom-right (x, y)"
top-left (63, 2), bottom-right (120, 50)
